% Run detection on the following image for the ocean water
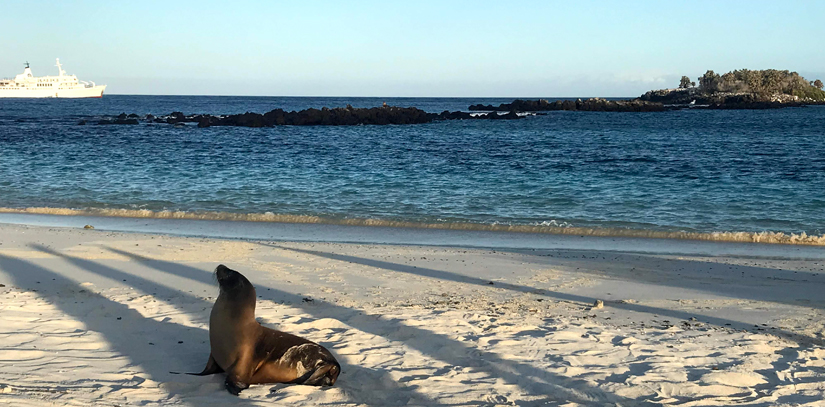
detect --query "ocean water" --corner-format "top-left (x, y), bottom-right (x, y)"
top-left (1, 95), bottom-right (824, 244)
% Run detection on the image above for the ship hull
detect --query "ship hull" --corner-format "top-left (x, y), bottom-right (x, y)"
top-left (0, 85), bottom-right (106, 98)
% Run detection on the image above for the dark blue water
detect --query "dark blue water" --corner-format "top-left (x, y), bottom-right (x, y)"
top-left (1, 95), bottom-right (824, 241)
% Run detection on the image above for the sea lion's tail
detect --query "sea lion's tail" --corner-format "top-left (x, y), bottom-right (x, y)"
top-left (187, 354), bottom-right (224, 376)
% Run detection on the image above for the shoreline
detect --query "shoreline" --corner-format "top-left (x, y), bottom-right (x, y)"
top-left (0, 222), bottom-right (823, 405)
top-left (1, 209), bottom-right (824, 250)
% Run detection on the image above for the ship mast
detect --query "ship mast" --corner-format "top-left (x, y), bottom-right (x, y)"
top-left (55, 58), bottom-right (64, 77)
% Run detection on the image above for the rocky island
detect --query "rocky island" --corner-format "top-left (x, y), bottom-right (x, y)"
top-left (470, 69), bottom-right (825, 112)
top-left (640, 69), bottom-right (825, 108)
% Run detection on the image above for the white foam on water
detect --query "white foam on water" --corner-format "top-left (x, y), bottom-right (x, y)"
top-left (1, 206), bottom-right (824, 246)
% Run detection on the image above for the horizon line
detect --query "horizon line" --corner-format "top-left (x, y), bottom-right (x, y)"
top-left (104, 94), bottom-right (638, 99)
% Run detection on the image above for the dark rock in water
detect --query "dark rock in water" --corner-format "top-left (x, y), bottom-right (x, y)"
top-left (98, 118), bottom-right (139, 125)
top-left (429, 109), bottom-right (522, 121)
top-left (513, 99), bottom-right (556, 111)
top-left (484, 110), bottom-right (521, 120)
top-left (77, 120), bottom-right (87, 125)
top-left (468, 103), bottom-right (497, 111)
top-left (167, 111), bottom-right (187, 124)
top-left (127, 113), bottom-right (140, 119)
top-left (117, 113), bottom-right (128, 120)
top-left (577, 98), bottom-right (667, 112)
top-left (502, 110), bottom-right (521, 119)
top-left (197, 106), bottom-right (433, 128)
top-left (639, 88), bottom-right (707, 104)
top-left (469, 99), bottom-right (555, 111)
top-left (705, 94), bottom-right (806, 109)
top-left (469, 98), bottom-right (665, 112)
top-left (94, 104), bottom-right (525, 128)
top-left (431, 110), bottom-right (474, 120)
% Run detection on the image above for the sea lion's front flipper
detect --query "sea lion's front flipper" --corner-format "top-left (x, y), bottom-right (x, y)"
top-left (224, 355), bottom-right (252, 395)
top-left (187, 353), bottom-right (224, 376)
top-left (225, 376), bottom-right (249, 396)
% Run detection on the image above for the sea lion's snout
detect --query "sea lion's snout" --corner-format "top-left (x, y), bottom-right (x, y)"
top-left (215, 264), bottom-right (242, 288)
top-left (214, 264), bottom-right (252, 293)
top-left (215, 264), bottom-right (234, 281)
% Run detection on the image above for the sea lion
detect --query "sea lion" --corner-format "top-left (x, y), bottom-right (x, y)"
top-left (189, 264), bottom-right (340, 395)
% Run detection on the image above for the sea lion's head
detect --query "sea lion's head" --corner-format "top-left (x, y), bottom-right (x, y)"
top-left (215, 264), bottom-right (256, 301)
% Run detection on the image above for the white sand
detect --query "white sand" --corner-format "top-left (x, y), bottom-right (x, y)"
top-left (0, 222), bottom-right (824, 406)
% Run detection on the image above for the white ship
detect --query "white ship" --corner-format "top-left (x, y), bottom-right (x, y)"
top-left (0, 59), bottom-right (106, 98)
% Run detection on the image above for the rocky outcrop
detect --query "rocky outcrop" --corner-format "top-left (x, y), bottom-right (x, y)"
top-left (575, 98), bottom-right (667, 112)
top-left (638, 88), bottom-right (711, 105)
top-left (92, 105), bottom-right (524, 128)
top-left (166, 111), bottom-right (192, 124)
top-left (470, 98), bottom-right (667, 112)
top-left (480, 90), bottom-right (821, 111)
top-left (200, 106), bottom-right (433, 127)
top-left (430, 110), bottom-right (521, 121)
top-left (97, 113), bottom-right (139, 125)
top-left (704, 94), bottom-right (806, 109)
top-left (469, 99), bottom-right (560, 112)
top-left (639, 88), bottom-right (817, 109)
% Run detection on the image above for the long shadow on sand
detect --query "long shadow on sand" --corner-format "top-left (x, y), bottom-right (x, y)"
top-left (0, 253), bottom-right (244, 405)
top-left (502, 248), bottom-right (825, 310)
top-left (105, 246), bottom-right (659, 406)
top-left (262, 244), bottom-right (824, 347)
top-left (21, 245), bottom-right (421, 406)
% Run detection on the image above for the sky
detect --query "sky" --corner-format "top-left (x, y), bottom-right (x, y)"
top-left (2, 0), bottom-right (824, 97)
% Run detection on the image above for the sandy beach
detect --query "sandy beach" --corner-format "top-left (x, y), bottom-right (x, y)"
top-left (1, 221), bottom-right (824, 406)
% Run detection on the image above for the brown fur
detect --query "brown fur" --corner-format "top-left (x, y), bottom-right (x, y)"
top-left (189, 265), bottom-right (340, 395)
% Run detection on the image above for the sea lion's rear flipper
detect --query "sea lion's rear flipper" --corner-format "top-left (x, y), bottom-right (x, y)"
top-left (187, 353), bottom-right (224, 376)
top-left (293, 361), bottom-right (341, 386)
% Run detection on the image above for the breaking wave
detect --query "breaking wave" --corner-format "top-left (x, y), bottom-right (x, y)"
top-left (2, 206), bottom-right (824, 246)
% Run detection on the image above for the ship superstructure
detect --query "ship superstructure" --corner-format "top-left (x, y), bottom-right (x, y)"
top-left (0, 59), bottom-right (106, 98)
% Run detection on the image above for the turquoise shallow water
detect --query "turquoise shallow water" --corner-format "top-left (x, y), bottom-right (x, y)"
top-left (1, 96), bottom-right (824, 240)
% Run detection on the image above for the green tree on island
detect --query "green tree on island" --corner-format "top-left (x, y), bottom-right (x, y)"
top-left (679, 76), bottom-right (695, 89)
top-left (698, 70), bottom-right (721, 93)
top-left (815, 79), bottom-right (824, 89)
